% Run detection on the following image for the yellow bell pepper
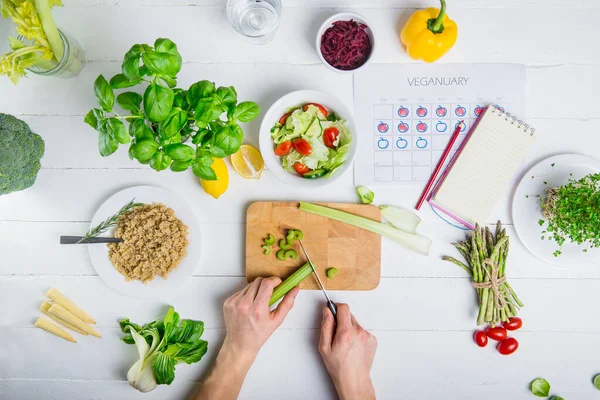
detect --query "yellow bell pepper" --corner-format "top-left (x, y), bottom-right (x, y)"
top-left (401, 0), bottom-right (458, 63)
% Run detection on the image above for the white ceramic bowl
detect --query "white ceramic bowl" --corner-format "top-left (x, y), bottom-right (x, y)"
top-left (259, 90), bottom-right (357, 188)
top-left (316, 12), bottom-right (375, 74)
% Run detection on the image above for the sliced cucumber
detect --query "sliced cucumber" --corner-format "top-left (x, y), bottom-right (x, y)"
top-left (303, 168), bottom-right (327, 179)
top-left (304, 118), bottom-right (322, 137)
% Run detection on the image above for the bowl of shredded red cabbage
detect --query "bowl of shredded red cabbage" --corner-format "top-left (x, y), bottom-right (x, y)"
top-left (317, 13), bottom-right (374, 73)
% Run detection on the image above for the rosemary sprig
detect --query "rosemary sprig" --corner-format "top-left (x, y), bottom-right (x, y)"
top-left (78, 199), bottom-right (143, 243)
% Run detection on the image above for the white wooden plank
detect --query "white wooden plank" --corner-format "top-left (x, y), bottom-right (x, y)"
top-left (1, 62), bottom-right (596, 120)
top-left (1, 328), bottom-right (599, 399)
top-left (2, 276), bottom-right (600, 332)
top-left (2, 221), bottom-right (599, 279)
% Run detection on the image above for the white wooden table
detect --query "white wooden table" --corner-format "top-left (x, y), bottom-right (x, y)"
top-left (1, 1), bottom-right (599, 399)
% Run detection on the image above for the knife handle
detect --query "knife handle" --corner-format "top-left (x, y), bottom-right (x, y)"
top-left (327, 300), bottom-right (338, 323)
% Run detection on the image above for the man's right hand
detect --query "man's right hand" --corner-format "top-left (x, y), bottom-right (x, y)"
top-left (318, 303), bottom-right (377, 400)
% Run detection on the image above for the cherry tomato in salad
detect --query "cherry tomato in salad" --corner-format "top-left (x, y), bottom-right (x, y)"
top-left (292, 138), bottom-right (312, 156)
top-left (502, 317), bottom-right (523, 331)
top-left (497, 337), bottom-right (519, 355)
top-left (473, 331), bottom-right (488, 348)
top-left (279, 112), bottom-right (293, 125)
top-left (323, 127), bottom-right (340, 148)
top-left (274, 141), bottom-right (292, 156)
top-left (485, 326), bottom-right (508, 341)
top-left (293, 163), bottom-right (311, 175)
top-left (303, 103), bottom-right (328, 117)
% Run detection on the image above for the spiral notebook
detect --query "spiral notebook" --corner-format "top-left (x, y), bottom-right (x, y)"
top-left (429, 106), bottom-right (535, 228)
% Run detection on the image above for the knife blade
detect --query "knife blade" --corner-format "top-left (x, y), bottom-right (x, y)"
top-left (298, 240), bottom-right (337, 320)
top-left (60, 236), bottom-right (124, 244)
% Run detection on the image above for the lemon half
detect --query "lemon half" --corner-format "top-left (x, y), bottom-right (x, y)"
top-left (230, 144), bottom-right (264, 180)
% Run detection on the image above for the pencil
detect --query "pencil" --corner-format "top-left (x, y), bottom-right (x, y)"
top-left (414, 120), bottom-right (465, 210)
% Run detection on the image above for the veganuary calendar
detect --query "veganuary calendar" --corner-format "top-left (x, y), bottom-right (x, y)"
top-left (353, 64), bottom-right (526, 185)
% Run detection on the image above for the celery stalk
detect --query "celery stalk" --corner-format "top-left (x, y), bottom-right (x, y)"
top-left (299, 202), bottom-right (431, 255)
top-left (379, 205), bottom-right (421, 234)
top-left (34, 0), bottom-right (64, 60)
top-left (269, 263), bottom-right (312, 306)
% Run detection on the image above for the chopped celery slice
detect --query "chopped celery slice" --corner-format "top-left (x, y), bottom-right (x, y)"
top-left (284, 250), bottom-right (297, 260)
top-left (276, 249), bottom-right (287, 261)
top-left (269, 263), bottom-right (312, 306)
top-left (262, 245), bottom-right (271, 255)
top-left (379, 205), bottom-right (421, 234)
top-left (326, 267), bottom-right (339, 279)
top-left (300, 202), bottom-right (431, 255)
top-left (264, 234), bottom-right (275, 246)
top-left (279, 239), bottom-right (292, 250)
top-left (357, 186), bottom-right (375, 204)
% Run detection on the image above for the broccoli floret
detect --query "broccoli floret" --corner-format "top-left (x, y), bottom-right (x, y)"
top-left (0, 113), bottom-right (45, 195)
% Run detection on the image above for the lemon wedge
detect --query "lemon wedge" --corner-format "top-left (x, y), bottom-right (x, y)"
top-left (200, 158), bottom-right (229, 199)
top-left (230, 144), bottom-right (264, 179)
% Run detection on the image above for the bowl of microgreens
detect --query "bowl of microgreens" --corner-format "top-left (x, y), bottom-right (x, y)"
top-left (513, 154), bottom-right (600, 266)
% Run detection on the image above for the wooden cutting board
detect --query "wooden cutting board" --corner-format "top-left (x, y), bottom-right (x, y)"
top-left (245, 202), bottom-right (381, 291)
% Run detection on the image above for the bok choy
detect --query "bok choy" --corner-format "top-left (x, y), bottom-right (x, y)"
top-left (120, 306), bottom-right (208, 393)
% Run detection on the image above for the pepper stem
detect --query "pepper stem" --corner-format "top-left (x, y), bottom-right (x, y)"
top-left (430, 0), bottom-right (446, 33)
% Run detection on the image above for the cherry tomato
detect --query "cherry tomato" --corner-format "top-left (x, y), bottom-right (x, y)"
top-left (502, 317), bottom-right (523, 331)
top-left (274, 141), bottom-right (292, 156)
top-left (323, 127), bottom-right (340, 148)
top-left (279, 112), bottom-right (293, 125)
top-left (485, 326), bottom-right (508, 341)
top-left (293, 163), bottom-right (311, 175)
top-left (497, 337), bottom-right (519, 355)
top-left (303, 103), bottom-right (328, 117)
top-left (292, 138), bottom-right (312, 156)
top-left (473, 331), bottom-right (488, 348)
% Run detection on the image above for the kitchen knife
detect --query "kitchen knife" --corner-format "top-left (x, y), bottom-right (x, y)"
top-left (298, 240), bottom-right (337, 321)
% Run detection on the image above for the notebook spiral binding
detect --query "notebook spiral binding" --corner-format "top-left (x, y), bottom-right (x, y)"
top-left (490, 105), bottom-right (535, 136)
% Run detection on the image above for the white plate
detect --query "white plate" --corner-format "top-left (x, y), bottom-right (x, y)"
top-left (259, 89), bottom-right (357, 188)
top-left (512, 154), bottom-right (600, 266)
top-left (88, 186), bottom-right (201, 298)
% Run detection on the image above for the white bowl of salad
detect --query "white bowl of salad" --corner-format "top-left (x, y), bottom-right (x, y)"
top-left (259, 90), bottom-right (356, 187)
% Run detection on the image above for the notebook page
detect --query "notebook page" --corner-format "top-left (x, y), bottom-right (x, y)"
top-left (433, 107), bottom-right (534, 224)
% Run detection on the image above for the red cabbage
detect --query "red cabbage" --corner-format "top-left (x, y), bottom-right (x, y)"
top-left (320, 19), bottom-right (372, 71)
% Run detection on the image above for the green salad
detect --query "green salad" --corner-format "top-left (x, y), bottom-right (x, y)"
top-left (270, 103), bottom-right (352, 179)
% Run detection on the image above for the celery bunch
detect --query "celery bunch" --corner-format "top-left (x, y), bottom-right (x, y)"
top-left (0, 0), bottom-right (64, 83)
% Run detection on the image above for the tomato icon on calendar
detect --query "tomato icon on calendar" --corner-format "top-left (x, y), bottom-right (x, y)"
top-left (454, 105), bottom-right (467, 117)
top-left (377, 137), bottom-right (390, 149)
top-left (455, 121), bottom-right (466, 132)
top-left (396, 137), bottom-right (408, 149)
top-left (416, 105), bottom-right (428, 117)
top-left (474, 105), bottom-right (485, 117)
top-left (436, 105), bottom-right (447, 117)
top-left (416, 121), bottom-right (428, 133)
top-left (377, 121), bottom-right (389, 133)
top-left (416, 137), bottom-right (428, 149)
top-left (435, 121), bottom-right (448, 132)
top-left (397, 106), bottom-right (409, 118)
top-left (494, 104), bottom-right (505, 112)
top-left (397, 121), bottom-right (409, 133)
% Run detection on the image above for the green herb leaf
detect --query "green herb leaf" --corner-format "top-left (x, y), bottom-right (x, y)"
top-left (106, 118), bottom-right (130, 144)
top-left (109, 73), bottom-right (141, 89)
top-left (149, 151), bottom-right (172, 171)
top-left (98, 129), bottom-right (119, 157)
top-left (192, 129), bottom-right (213, 146)
top-left (142, 47), bottom-right (181, 78)
top-left (594, 374), bottom-right (600, 390)
top-left (194, 97), bottom-right (222, 122)
top-left (116, 92), bottom-right (143, 112)
top-left (192, 155), bottom-right (216, 180)
top-left (159, 109), bottom-right (188, 139)
top-left (81, 199), bottom-right (142, 242)
top-left (233, 101), bottom-right (260, 122)
top-left (129, 119), bottom-right (155, 142)
top-left (216, 86), bottom-right (237, 107)
top-left (132, 140), bottom-right (159, 162)
top-left (144, 83), bottom-right (174, 122)
top-left (164, 144), bottom-right (194, 162)
top-left (531, 378), bottom-right (551, 397)
top-left (170, 160), bottom-right (193, 172)
top-left (122, 44), bottom-right (144, 81)
top-left (173, 89), bottom-right (187, 109)
top-left (84, 109), bottom-right (98, 129)
top-left (549, 397), bottom-right (564, 400)
top-left (94, 74), bottom-right (114, 112)
top-left (187, 80), bottom-right (215, 104)
top-left (213, 124), bottom-right (243, 156)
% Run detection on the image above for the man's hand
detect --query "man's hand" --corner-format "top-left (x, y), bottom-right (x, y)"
top-left (223, 277), bottom-right (299, 361)
top-left (319, 303), bottom-right (377, 400)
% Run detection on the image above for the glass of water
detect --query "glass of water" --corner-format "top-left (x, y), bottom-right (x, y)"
top-left (226, 0), bottom-right (282, 45)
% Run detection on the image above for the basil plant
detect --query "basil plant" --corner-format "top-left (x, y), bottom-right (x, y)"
top-left (84, 38), bottom-right (260, 180)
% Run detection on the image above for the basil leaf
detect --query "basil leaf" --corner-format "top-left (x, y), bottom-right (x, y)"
top-left (192, 129), bottom-right (213, 146)
top-left (132, 140), bottom-right (159, 162)
top-left (159, 109), bottom-right (188, 139)
top-left (106, 118), bottom-right (130, 144)
top-left (164, 144), bottom-right (195, 162)
top-left (216, 86), bottom-right (237, 106)
top-left (170, 160), bottom-right (192, 172)
top-left (129, 119), bottom-right (155, 142)
top-left (116, 92), bottom-right (143, 112)
top-left (94, 74), bottom-right (114, 112)
top-left (594, 374), bottom-right (600, 390)
top-left (149, 151), bottom-right (172, 171)
top-left (209, 145), bottom-right (227, 158)
top-left (530, 378), bottom-right (550, 397)
top-left (98, 130), bottom-right (118, 156)
top-left (161, 75), bottom-right (177, 88)
top-left (142, 50), bottom-right (181, 78)
top-left (128, 144), bottom-right (135, 160)
top-left (549, 397), bottom-right (564, 400)
top-left (213, 124), bottom-right (243, 156)
top-left (192, 156), bottom-right (216, 180)
top-left (194, 97), bottom-right (222, 123)
top-left (160, 132), bottom-right (182, 146)
top-left (233, 101), bottom-right (260, 122)
top-left (84, 109), bottom-right (98, 129)
top-left (144, 83), bottom-right (174, 122)
top-left (109, 73), bottom-right (141, 89)
top-left (173, 89), bottom-right (187, 109)
top-left (186, 80), bottom-right (215, 105)
top-left (122, 44), bottom-right (144, 80)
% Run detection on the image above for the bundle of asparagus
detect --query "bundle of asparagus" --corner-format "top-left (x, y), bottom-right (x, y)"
top-left (443, 221), bottom-right (524, 327)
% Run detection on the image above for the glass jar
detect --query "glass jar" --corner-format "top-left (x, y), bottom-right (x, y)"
top-left (19, 30), bottom-right (85, 79)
